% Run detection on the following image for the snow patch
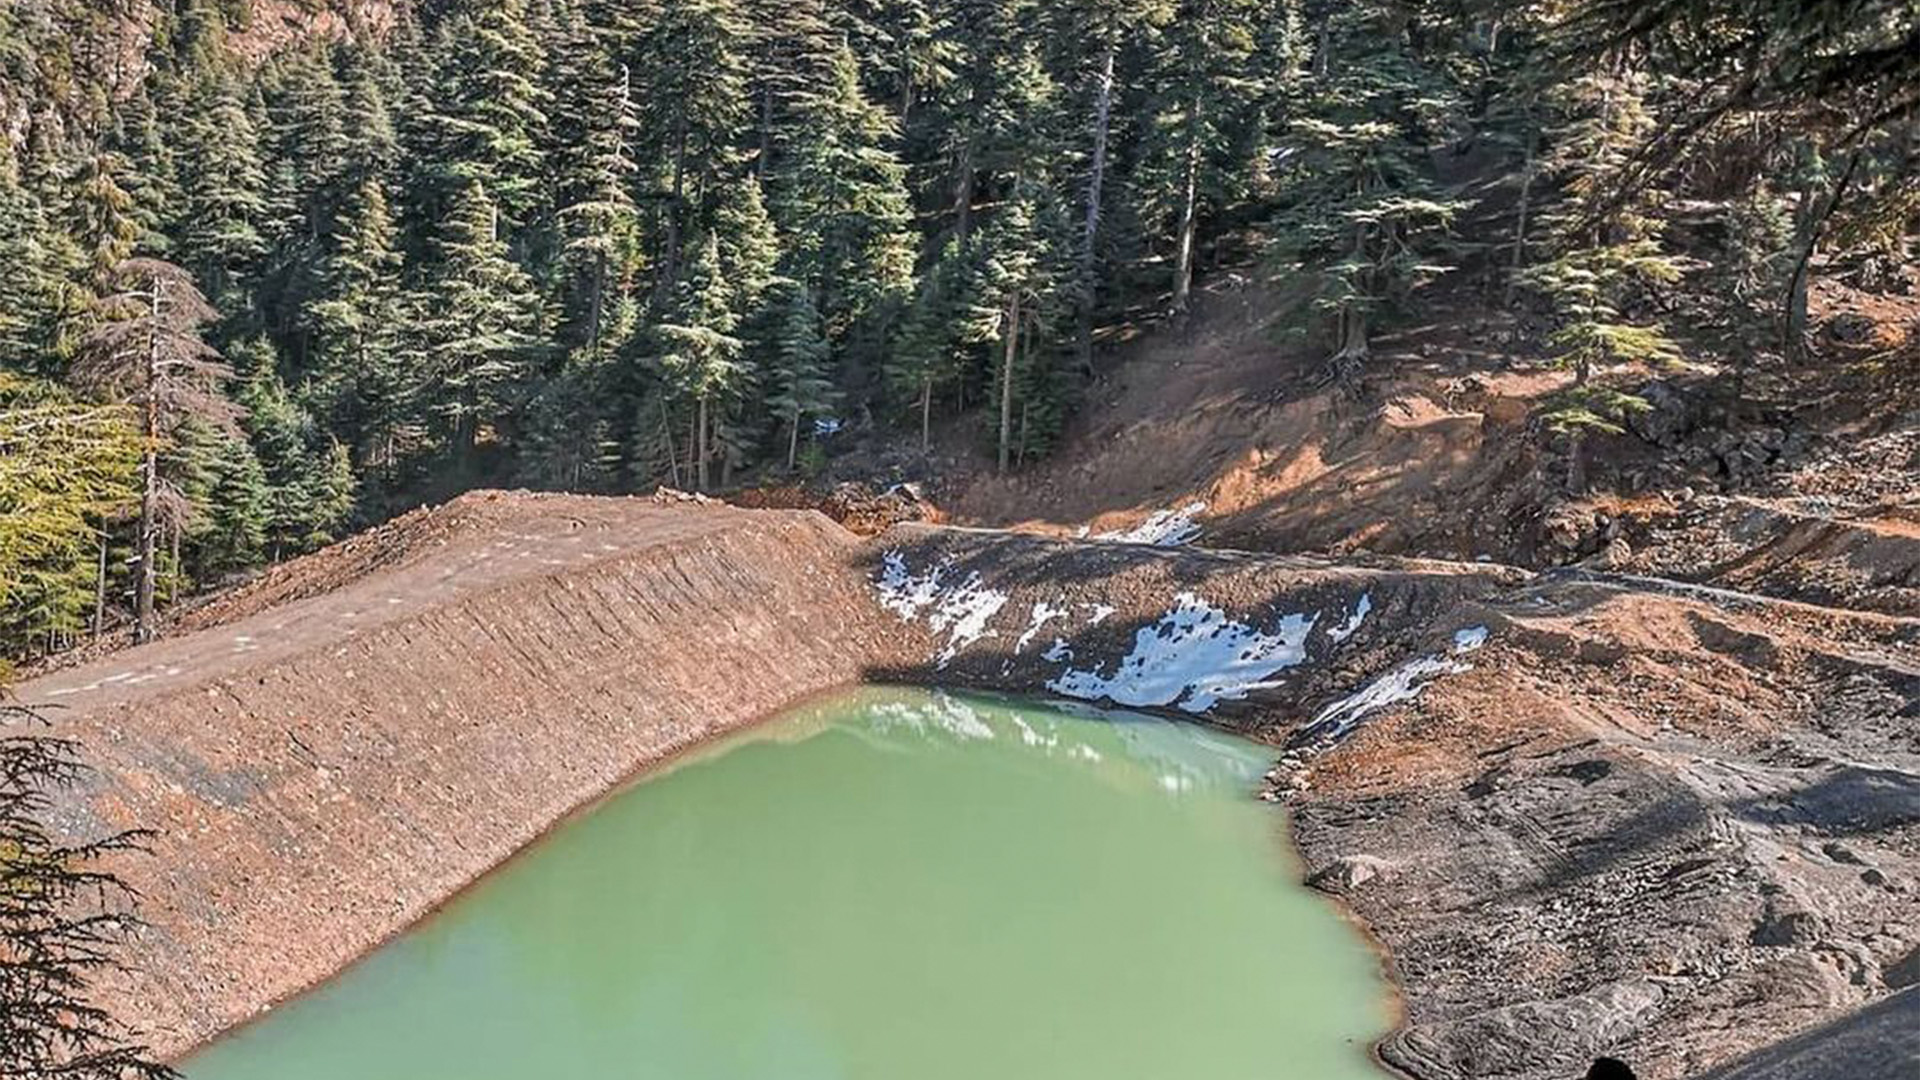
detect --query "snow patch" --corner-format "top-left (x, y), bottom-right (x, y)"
top-left (1096, 502), bottom-right (1207, 547)
top-left (875, 552), bottom-right (1010, 668)
top-left (1015, 602), bottom-right (1070, 654)
top-left (1042, 638), bottom-right (1073, 663)
top-left (1301, 625), bottom-right (1491, 740)
top-left (1046, 593), bottom-right (1317, 714)
top-left (1327, 592), bottom-right (1372, 643)
top-left (1084, 603), bottom-right (1116, 625)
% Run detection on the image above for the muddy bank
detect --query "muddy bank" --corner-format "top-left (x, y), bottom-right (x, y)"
top-left (18, 495), bottom-right (1920, 1080)
top-left (1285, 575), bottom-right (1920, 1080)
top-left (21, 492), bottom-right (927, 1059)
top-left (861, 527), bottom-right (1920, 1080)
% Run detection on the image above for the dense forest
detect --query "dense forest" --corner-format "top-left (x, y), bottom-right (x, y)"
top-left (0, 0), bottom-right (1916, 656)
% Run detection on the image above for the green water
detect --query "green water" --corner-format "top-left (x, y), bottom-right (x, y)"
top-left (188, 687), bottom-right (1389, 1080)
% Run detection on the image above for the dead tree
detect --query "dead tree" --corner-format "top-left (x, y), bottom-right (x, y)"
top-left (70, 258), bottom-right (241, 644)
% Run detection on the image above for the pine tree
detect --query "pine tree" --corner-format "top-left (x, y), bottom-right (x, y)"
top-left (0, 374), bottom-right (138, 654)
top-left (770, 42), bottom-right (917, 367)
top-left (230, 338), bottom-right (356, 560)
top-left (0, 163), bottom-right (68, 376)
top-left (1056, 0), bottom-right (1174, 365)
top-left (174, 72), bottom-right (269, 312)
top-left (1141, 0), bottom-right (1259, 314)
top-left (420, 182), bottom-right (545, 458)
top-left (546, 0), bottom-right (644, 350)
top-left (758, 278), bottom-right (837, 470)
top-left (70, 152), bottom-right (141, 289)
top-left (633, 0), bottom-right (749, 293)
top-left (308, 176), bottom-right (415, 476)
top-left (107, 86), bottom-right (181, 257)
top-left (425, 0), bottom-right (553, 239)
top-left (0, 701), bottom-right (178, 1080)
top-left (975, 191), bottom-right (1045, 472)
top-left (887, 238), bottom-right (986, 450)
top-left (1267, 2), bottom-right (1463, 384)
top-left (651, 231), bottom-right (745, 490)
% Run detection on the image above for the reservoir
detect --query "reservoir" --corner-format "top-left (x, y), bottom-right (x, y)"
top-left (188, 687), bottom-right (1389, 1079)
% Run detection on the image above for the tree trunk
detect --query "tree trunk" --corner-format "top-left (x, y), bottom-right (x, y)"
top-left (1504, 112), bottom-right (1539, 306)
top-left (1171, 94), bottom-right (1202, 314)
top-left (998, 290), bottom-right (1020, 473)
top-left (955, 137), bottom-right (976, 241)
top-left (661, 404), bottom-right (681, 488)
top-left (919, 376), bottom-right (932, 452)
top-left (662, 113), bottom-right (689, 297)
top-left (787, 404), bottom-right (800, 471)
top-left (695, 395), bottom-right (710, 491)
top-left (1077, 42), bottom-right (1117, 373)
top-left (588, 251), bottom-right (607, 350)
top-left (756, 83), bottom-right (774, 182)
top-left (1784, 148), bottom-right (1863, 357)
top-left (685, 405), bottom-right (697, 488)
top-left (92, 530), bottom-right (107, 638)
top-left (133, 277), bottom-right (164, 644)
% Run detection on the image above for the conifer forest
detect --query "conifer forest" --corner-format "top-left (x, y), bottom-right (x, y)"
top-left (2, 0), bottom-right (1917, 657)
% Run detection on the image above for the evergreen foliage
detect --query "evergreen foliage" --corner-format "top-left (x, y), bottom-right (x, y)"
top-left (0, 0), bottom-right (1913, 656)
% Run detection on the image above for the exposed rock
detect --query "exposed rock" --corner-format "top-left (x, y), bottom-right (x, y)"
top-left (1307, 854), bottom-right (1393, 894)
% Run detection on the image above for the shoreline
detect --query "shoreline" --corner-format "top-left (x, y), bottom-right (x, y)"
top-left (170, 675), bottom-right (876, 1067)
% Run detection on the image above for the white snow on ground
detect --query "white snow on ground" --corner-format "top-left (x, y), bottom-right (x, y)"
top-left (1084, 603), bottom-right (1116, 625)
top-left (1046, 592), bottom-right (1318, 713)
top-left (1327, 592), bottom-right (1372, 642)
top-left (1014, 602), bottom-right (1070, 654)
top-left (1096, 502), bottom-right (1207, 547)
top-left (1303, 625), bottom-right (1494, 740)
top-left (1304, 655), bottom-right (1468, 740)
top-left (1042, 638), bottom-right (1073, 663)
top-left (876, 552), bottom-right (1011, 668)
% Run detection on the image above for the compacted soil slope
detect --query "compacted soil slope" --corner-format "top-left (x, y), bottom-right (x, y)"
top-left (19, 491), bottom-right (923, 1059)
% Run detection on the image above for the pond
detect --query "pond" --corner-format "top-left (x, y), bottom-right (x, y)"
top-left (188, 686), bottom-right (1390, 1080)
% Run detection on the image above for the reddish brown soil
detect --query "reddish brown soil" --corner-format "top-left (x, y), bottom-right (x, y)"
top-left (19, 493), bottom-right (925, 1060)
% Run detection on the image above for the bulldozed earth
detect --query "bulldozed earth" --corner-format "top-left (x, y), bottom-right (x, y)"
top-left (15, 485), bottom-right (1918, 1080)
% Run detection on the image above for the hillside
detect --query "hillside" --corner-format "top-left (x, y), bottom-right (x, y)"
top-left (949, 272), bottom-right (1920, 617)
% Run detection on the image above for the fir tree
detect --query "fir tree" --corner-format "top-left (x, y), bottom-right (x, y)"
top-left (758, 278), bottom-right (837, 471)
top-left (419, 182), bottom-right (545, 458)
top-left (652, 232), bottom-right (746, 490)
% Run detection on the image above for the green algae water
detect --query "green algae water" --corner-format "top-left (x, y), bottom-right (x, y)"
top-left (188, 687), bottom-right (1389, 1080)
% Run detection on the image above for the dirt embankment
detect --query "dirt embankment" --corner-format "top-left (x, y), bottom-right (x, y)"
top-left (17, 491), bottom-right (1920, 1080)
top-left (1285, 578), bottom-right (1920, 1080)
top-left (21, 491), bottom-right (926, 1060)
top-left (946, 277), bottom-right (1920, 620)
top-left (861, 525), bottom-right (1920, 1080)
